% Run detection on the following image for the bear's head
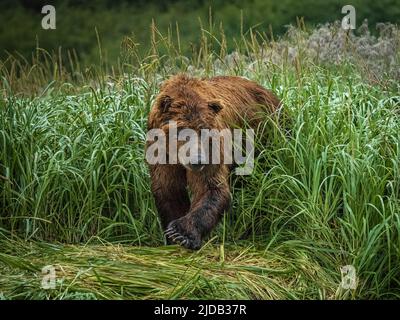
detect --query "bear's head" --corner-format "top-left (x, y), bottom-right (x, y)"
top-left (149, 87), bottom-right (226, 172)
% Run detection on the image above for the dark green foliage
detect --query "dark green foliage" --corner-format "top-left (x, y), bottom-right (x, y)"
top-left (0, 0), bottom-right (399, 64)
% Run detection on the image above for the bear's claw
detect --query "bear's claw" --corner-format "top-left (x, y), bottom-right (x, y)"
top-left (165, 219), bottom-right (202, 250)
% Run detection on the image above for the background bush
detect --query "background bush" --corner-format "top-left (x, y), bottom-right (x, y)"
top-left (0, 0), bottom-right (399, 65)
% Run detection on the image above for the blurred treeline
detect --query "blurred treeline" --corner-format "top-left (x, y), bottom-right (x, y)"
top-left (0, 0), bottom-right (399, 65)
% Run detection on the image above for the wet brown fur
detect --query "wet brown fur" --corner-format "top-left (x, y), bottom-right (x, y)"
top-left (147, 74), bottom-right (281, 250)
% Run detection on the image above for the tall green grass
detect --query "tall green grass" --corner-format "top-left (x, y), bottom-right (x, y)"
top-left (0, 22), bottom-right (399, 299)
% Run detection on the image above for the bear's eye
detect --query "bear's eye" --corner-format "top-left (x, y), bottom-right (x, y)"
top-left (159, 95), bottom-right (173, 112)
top-left (208, 101), bottom-right (222, 113)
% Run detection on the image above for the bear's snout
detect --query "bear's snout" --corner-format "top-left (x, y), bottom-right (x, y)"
top-left (185, 154), bottom-right (206, 172)
top-left (177, 141), bottom-right (209, 171)
top-left (187, 163), bottom-right (205, 172)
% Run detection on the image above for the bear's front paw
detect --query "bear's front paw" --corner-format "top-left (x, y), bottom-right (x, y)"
top-left (165, 217), bottom-right (202, 250)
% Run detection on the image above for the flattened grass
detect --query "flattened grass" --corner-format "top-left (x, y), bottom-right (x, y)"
top-left (0, 235), bottom-right (339, 300)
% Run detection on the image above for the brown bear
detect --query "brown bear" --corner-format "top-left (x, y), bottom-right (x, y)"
top-left (146, 74), bottom-right (281, 250)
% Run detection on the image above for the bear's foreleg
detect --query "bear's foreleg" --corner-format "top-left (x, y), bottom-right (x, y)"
top-left (165, 165), bottom-right (231, 250)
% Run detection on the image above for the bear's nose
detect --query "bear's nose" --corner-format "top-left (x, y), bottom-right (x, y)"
top-left (189, 163), bottom-right (205, 172)
top-left (188, 154), bottom-right (206, 172)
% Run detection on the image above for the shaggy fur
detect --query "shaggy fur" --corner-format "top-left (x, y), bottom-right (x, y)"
top-left (146, 74), bottom-right (281, 250)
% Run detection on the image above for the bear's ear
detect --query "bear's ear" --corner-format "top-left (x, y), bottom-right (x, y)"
top-left (208, 101), bottom-right (223, 113)
top-left (159, 95), bottom-right (173, 112)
